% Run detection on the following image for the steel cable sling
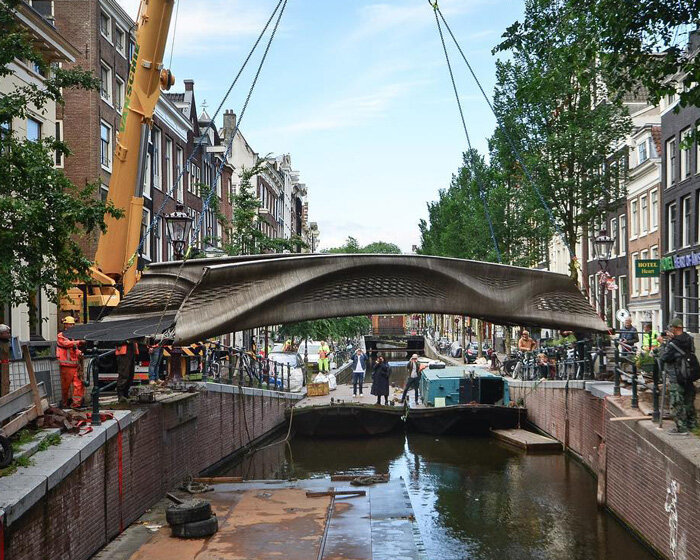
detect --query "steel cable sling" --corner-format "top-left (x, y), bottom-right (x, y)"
top-left (94, 0), bottom-right (288, 322)
top-left (430, 1), bottom-right (501, 262)
top-left (429, 0), bottom-right (575, 260)
top-left (153, 0), bottom-right (289, 338)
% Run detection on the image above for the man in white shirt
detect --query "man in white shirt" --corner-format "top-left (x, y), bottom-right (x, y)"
top-left (351, 349), bottom-right (367, 396)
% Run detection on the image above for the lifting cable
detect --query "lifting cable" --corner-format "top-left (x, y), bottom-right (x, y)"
top-left (153, 0), bottom-right (289, 336)
top-left (430, 1), bottom-right (501, 263)
top-left (430, 1), bottom-right (575, 261)
top-left (94, 0), bottom-right (287, 322)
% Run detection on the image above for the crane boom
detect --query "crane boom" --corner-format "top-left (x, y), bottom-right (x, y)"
top-left (95, 0), bottom-right (175, 295)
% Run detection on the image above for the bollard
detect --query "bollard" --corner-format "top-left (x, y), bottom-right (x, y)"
top-left (287, 363), bottom-right (291, 392)
top-left (91, 357), bottom-right (101, 426)
top-left (652, 358), bottom-right (660, 422)
top-left (613, 340), bottom-right (620, 397)
top-left (631, 363), bottom-right (639, 409)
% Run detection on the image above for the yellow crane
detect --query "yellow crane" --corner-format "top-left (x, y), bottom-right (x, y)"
top-left (63, 0), bottom-right (176, 320)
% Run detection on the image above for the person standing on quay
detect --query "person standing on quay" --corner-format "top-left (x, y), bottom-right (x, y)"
top-left (351, 348), bottom-right (367, 396)
top-left (402, 354), bottom-right (424, 405)
top-left (371, 355), bottom-right (390, 405)
top-left (658, 318), bottom-right (698, 434)
top-left (318, 341), bottom-right (331, 373)
top-left (56, 316), bottom-right (85, 408)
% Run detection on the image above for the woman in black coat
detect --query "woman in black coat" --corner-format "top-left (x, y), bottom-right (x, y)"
top-left (371, 355), bottom-right (390, 405)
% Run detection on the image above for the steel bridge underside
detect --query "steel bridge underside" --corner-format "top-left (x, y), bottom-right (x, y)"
top-left (67, 253), bottom-right (606, 345)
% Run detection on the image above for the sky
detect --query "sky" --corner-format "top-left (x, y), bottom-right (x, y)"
top-left (117, 0), bottom-right (525, 251)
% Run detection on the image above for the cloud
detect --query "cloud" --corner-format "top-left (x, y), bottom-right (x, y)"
top-left (269, 81), bottom-right (424, 134)
top-left (316, 218), bottom-right (420, 253)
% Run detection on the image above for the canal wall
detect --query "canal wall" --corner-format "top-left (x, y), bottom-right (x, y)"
top-left (2, 383), bottom-right (301, 560)
top-left (510, 380), bottom-right (700, 560)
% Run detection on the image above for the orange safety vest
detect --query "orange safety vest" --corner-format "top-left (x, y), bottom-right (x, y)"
top-left (56, 332), bottom-right (82, 366)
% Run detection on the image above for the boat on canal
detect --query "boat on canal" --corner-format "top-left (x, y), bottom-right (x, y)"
top-left (289, 364), bottom-right (524, 437)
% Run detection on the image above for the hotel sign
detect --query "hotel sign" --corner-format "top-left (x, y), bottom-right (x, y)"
top-left (635, 259), bottom-right (660, 277)
top-left (660, 252), bottom-right (700, 272)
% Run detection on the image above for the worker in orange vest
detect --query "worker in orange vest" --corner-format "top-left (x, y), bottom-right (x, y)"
top-left (56, 316), bottom-right (84, 408)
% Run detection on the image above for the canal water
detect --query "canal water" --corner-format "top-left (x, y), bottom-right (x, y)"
top-left (217, 434), bottom-right (655, 560)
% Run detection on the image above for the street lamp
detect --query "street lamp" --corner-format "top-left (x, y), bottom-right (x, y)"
top-left (164, 204), bottom-right (193, 260)
top-left (592, 228), bottom-right (616, 324)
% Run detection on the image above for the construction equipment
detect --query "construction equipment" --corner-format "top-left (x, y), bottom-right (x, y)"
top-left (61, 0), bottom-right (176, 321)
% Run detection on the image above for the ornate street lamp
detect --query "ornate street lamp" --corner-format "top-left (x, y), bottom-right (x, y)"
top-left (164, 204), bottom-right (193, 260)
top-left (592, 228), bottom-right (616, 325)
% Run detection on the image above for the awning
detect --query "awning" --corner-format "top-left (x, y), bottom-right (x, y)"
top-left (64, 313), bottom-right (176, 343)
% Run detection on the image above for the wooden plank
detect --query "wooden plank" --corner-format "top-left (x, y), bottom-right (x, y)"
top-left (609, 415), bottom-right (652, 422)
top-left (0, 342), bottom-right (9, 397)
top-left (306, 490), bottom-right (366, 498)
top-left (22, 345), bottom-right (44, 418)
top-left (0, 384), bottom-right (33, 411)
top-left (491, 428), bottom-right (562, 453)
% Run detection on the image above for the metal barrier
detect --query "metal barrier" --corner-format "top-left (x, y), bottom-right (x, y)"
top-left (8, 357), bottom-right (61, 405)
top-left (515, 340), bottom-right (596, 381)
top-left (612, 340), bottom-right (661, 422)
top-left (202, 347), bottom-right (300, 393)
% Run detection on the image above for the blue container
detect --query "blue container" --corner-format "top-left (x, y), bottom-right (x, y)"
top-left (420, 366), bottom-right (509, 407)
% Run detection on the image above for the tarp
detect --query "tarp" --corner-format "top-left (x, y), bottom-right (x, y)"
top-left (64, 313), bottom-right (176, 343)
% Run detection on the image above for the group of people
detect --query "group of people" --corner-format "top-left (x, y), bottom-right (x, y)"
top-left (350, 350), bottom-right (425, 406)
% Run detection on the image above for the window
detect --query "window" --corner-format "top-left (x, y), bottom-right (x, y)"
top-left (682, 195), bottom-right (692, 247)
top-left (140, 209), bottom-right (151, 261)
top-left (100, 183), bottom-right (109, 202)
top-left (619, 275), bottom-right (628, 312)
top-left (100, 62), bottom-right (112, 103)
top-left (588, 274), bottom-right (597, 310)
top-left (682, 269), bottom-right (695, 328)
top-left (143, 135), bottom-right (152, 198)
top-left (128, 39), bottom-right (136, 62)
top-left (638, 139), bottom-right (648, 164)
top-left (152, 127), bottom-right (161, 191)
top-left (54, 120), bottom-right (63, 167)
top-left (115, 76), bottom-right (124, 112)
top-left (681, 128), bottom-right (692, 179)
top-left (651, 189), bottom-right (658, 230)
top-left (666, 138), bottom-right (677, 187)
top-left (640, 195), bottom-right (648, 234)
top-left (164, 137), bottom-right (172, 194)
top-left (668, 202), bottom-right (677, 251)
top-left (640, 249), bottom-right (649, 294)
top-left (153, 216), bottom-right (162, 263)
top-left (26, 117), bottom-right (41, 141)
top-left (100, 12), bottom-right (111, 41)
top-left (100, 121), bottom-right (112, 170)
top-left (115, 26), bottom-right (125, 56)
top-left (630, 199), bottom-right (638, 237)
top-left (175, 146), bottom-right (184, 202)
top-left (619, 214), bottom-right (627, 255)
top-left (610, 217), bottom-right (618, 257)
top-left (632, 252), bottom-right (640, 295)
top-left (650, 246), bottom-right (659, 294)
top-left (667, 272), bottom-right (677, 323)
top-left (697, 123), bottom-right (700, 174)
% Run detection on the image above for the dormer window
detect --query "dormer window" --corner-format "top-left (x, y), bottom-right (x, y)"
top-left (638, 138), bottom-right (648, 164)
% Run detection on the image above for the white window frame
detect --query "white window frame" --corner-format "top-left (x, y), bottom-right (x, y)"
top-left (668, 202), bottom-right (677, 252)
top-left (650, 188), bottom-right (659, 231)
top-left (638, 138), bottom-right (648, 164)
top-left (100, 62), bottom-right (112, 104)
top-left (632, 252), bottom-right (640, 296)
top-left (115, 76), bottom-right (124, 113)
top-left (666, 138), bottom-right (676, 187)
top-left (630, 199), bottom-right (638, 238)
top-left (682, 195), bottom-right (692, 248)
top-left (100, 12), bottom-right (112, 42)
top-left (640, 248), bottom-right (650, 295)
top-left (141, 208), bottom-right (152, 260)
top-left (681, 128), bottom-right (691, 180)
top-left (164, 137), bottom-right (172, 195)
top-left (100, 183), bottom-right (109, 202)
top-left (152, 127), bottom-right (161, 191)
top-left (26, 116), bottom-right (41, 141)
top-left (100, 120), bottom-right (112, 171)
top-left (114, 26), bottom-right (126, 57)
top-left (175, 146), bottom-right (184, 202)
top-left (650, 245), bottom-right (659, 294)
top-left (610, 217), bottom-right (618, 257)
top-left (640, 194), bottom-right (648, 235)
top-left (618, 214), bottom-right (627, 256)
top-left (153, 215), bottom-right (162, 263)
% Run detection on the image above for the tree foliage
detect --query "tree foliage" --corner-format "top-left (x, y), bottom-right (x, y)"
top-left (0, 0), bottom-right (121, 312)
top-left (278, 316), bottom-right (371, 342)
top-left (323, 236), bottom-right (401, 254)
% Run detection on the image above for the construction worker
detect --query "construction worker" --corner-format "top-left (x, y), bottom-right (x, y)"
top-left (283, 339), bottom-right (292, 352)
top-left (56, 316), bottom-right (85, 408)
top-left (318, 341), bottom-right (331, 373)
top-left (641, 323), bottom-right (660, 353)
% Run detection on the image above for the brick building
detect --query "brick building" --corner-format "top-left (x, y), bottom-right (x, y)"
top-left (1, 1), bottom-right (79, 341)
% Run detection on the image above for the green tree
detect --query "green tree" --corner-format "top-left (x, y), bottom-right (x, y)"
top-left (279, 316), bottom-right (371, 345)
top-left (0, 0), bottom-right (121, 318)
top-left (323, 237), bottom-right (401, 254)
top-left (493, 0), bottom-right (632, 277)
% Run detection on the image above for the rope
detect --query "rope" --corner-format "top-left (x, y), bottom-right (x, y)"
top-left (167, 0), bottom-right (179, 71)
top-left (431, 3), bottom-right (501, 262)
top-left (94, 0), bottom-right (287, 322)
top-left (432, 3), bottom-right (575, 260)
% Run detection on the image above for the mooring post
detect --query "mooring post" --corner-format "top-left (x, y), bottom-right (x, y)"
top-left (631, 363), bottom-right (639, 409)
top-left (652, 358), bottom-right (660, 422)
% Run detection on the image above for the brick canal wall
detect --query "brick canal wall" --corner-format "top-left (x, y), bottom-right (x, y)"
top-left (510, 380), bottom-right (700, 560)
top-left (4, 384), bottom-right (300, 560)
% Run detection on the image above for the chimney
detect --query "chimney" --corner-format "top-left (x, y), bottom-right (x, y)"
top-left (223, 110), bottom-right (237, 137)
top-left (184, 79), bottom-right (194, 91)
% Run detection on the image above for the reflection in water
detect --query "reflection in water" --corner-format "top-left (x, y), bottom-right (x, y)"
top-left (217, 434), bottom-right (655, 560)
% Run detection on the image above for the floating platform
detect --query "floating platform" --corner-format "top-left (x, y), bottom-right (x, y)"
top-left (94, 477), bottom-right (424, 560)
top-left (491, 428), bottom-right (563, 453)
top-left (291, 382), bottom-right (526, 437)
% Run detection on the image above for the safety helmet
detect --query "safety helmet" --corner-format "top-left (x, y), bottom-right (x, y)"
top-left (0, 324), bottom-right (9, 334)
top-left (63, 316), bottom-right (76, 325)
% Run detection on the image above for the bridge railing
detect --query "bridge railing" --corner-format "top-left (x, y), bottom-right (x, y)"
top-left (516, 340), bottom-right (597, 381)
top-left (612, 340), bottom-right (661, 422)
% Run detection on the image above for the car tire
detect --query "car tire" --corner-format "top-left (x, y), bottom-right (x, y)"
top-left (171, 515), bottom-right (219, 539)
top-left (166, 499), bottom-right (212, 526)
top-left (0, 436), bottom-right (13, 468)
